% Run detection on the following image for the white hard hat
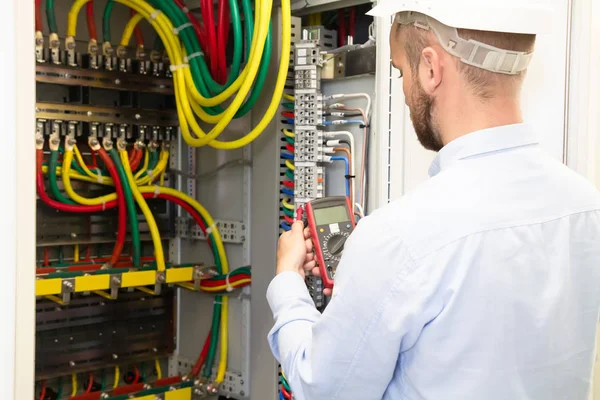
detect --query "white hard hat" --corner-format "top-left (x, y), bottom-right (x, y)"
top-left (367, 0), bottom-right (553, 35)
top-left (367, 0), bottom-right (554, 75)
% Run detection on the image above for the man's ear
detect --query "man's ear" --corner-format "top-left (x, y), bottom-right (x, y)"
top-left (418, 46), bottom-right (443, 95)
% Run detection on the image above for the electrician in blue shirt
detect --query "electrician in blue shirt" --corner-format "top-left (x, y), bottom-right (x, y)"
top-left (267, 1), bottom-right (600, 399)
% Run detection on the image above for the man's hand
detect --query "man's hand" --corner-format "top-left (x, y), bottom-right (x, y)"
top-left (277, 221), bottom-right (316, 278)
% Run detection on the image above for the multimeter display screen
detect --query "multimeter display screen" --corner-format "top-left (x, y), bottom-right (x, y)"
top-left (313, 205), bottom-right (349, 225)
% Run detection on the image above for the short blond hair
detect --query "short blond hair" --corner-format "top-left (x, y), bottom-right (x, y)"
top-left (399, 22), bottom-right (536, 99)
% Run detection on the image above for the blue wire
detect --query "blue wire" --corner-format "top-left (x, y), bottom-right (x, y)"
top-left (280, 221), bottom-right (291, 231)
top-left (281, 188), bottom-right (294, 196)
top-left (331, 156), bottom-right (350, 197)
top-left (280, 391), bottom-right (285, 400)
top-left (323, 120), bottom-right (365, 125)
top-left (286, 118), bottom-right (295, 124)
top-left (280, 152), bottom-right (294, 160)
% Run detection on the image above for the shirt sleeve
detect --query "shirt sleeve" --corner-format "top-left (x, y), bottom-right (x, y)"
top-left (267, 215), bottom-right (444, 400)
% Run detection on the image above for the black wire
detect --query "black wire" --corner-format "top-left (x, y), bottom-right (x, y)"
top-left (339, 139), bottom-right (351, 147)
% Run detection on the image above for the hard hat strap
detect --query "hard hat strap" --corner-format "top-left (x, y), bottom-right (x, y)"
top-left (396, 12), bottom-right (533, 75)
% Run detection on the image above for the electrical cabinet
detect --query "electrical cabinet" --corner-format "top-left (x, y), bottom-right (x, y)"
top-left (0, 0), bottom-right (597, 399)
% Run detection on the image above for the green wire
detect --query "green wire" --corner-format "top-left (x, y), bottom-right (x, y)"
top-left (204, 301), bottom-right (221, 378)
top-left (58, 246), bottom-right (64, 264)
top-left (149, 0), bottom-right (270, 118)
top-left (102, 0), bottom-right (114, 43)
top-left (280, 375), bottom-right (291, 391)
top-left (43, 160), bottom-right (86, 176)
top-left (101, 369), bottom-right (106, 391)
top-left (46, 0), bottom-right (58, 34)
top-left (241, 0), bottom-right (254, 62)
top-left (285, 169), bottom-right (294, 180)
top-left (49, 150), bottom-right (77, 205)
top-left (282, 207), bottom-right (294, 217)
top-left (109, 148), bottom-right (141, 267)
top-left (56, 377), bottom-right (63, 399)
top-left (96, 243), bottom-right (102, 258)
top-left (285, 137), bottom-right (295, 145)
top-left (153, 34), bottom-right (164, 52)
top-left (281, 103), bottom-right (295, 109)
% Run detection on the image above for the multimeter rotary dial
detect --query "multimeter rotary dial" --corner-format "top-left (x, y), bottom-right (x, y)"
top-left (321, 231), bottom-right (350, 260)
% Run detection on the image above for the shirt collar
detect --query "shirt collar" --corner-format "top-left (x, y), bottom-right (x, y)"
top-left (428, 123), bottom-right (539, 177)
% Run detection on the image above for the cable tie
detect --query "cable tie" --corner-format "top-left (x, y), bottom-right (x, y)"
top-left (169, 63), bottom-right (190, 72)
top-left (96, 168), bottom-right (103, 183)
top-left (359, 124), bottom-right (369, 129)
top-left (205, 221), bottom-right (218, 235)
top-left (225, 271), bottom-right (234, 292)
top-left (345, 175), bottom-right (356, 179)
top-left (173, 22), bottom-right (193, 35)
top-left (181, 6), bottom-right (189, 13)
top-left (153, 185), bottom-right (160, 198)
top-left (148, 169), bottom-right (154, 180)
top-left (213, 300), bottom-right (224, 305)
top-left (101, 199), bottom-right (106, 211)
top-left (184, 51), bottom-right (203, 62)
top-left (149, 10), bottom-right (162, 20)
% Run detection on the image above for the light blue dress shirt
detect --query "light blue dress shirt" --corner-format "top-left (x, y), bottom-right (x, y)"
top-left (267, 123), bottom-right (600, 400)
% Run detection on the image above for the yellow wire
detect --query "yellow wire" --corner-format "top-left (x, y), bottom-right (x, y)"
top-left (282, 198), bottom-right (295, 210)
top-left (159, 168), bottom-right (166, 186)
top-left (73, 145), bottom-right (113, 184)
top-left (134, 148), bottom-right (150, 180)
top-left (285, 160), bottom-right (295, 171)
top-left (74, 244), bottom-right (79, 262)
top-left (63, 150), bottom-right (117, 205)
top-left (154, 358), bottom-right (162, 379)
top-left (283, 94), bottom-right (295, 101)
top-left (200, 280), bottom-right (251, 292)
top-left (68, 0), bottom-right (291, 149)
top-left (42, 166), bottom-right (111, 186)
top-left (136, 151), bottom-right (169, 186)
top-left (71, 374), bottom-right (77, 396)
top-left (113, 365), bottom-right (119, 389)
top-left (120, 12), bottom-right (145, 46)
top-left (136, 185), bottom-right (229, 382)
top-left (120, 151), bottom-right (166, 272)
top-left (283, 129), bottom-right (295, 138)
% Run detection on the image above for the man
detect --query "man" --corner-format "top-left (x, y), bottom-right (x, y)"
top-left (267, 1), bottom-right (600, 399)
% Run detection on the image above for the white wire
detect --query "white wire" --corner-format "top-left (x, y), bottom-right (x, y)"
top-left (324, 131), bottom-right (356, 209)
top-left (354, 203), bottom-right (365, 218)
top-left (324, 93), bottom-right (372, 119)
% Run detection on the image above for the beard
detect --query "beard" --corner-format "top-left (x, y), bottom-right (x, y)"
top-left (408, 79), bottom-right (443, 152)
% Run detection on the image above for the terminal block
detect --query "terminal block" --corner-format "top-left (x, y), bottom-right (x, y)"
top-left (294, 165), bottom-right (325, 204)
top-left (294, 127), bottom-right (324, 162)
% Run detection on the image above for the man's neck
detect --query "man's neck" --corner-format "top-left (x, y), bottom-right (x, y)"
top-left (438, 94), bottom-right (523, 146)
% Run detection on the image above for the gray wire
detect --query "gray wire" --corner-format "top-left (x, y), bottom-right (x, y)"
top-left (170, 159), bottom-right (252, 181)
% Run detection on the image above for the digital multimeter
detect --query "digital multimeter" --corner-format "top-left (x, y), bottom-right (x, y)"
top-left (304, 196), bottom-right (356, 289)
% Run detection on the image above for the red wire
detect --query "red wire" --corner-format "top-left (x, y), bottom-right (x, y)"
top-left (285, 144), bottom-right (295, 153)
top-left (338, 9), bottom-right (346, 47)
top-left (201, 0), bottom-right (219, 79)
top-left (349, 8), bottom-right (356, 39)
top-left (282, 180), bottom-right (294, 188)
top-left (85, 245), bottom-right (92, 259)
top-left (191, 331), bottom-right (212, 376)
top-left (43, 248), bottom-right (50, 266)
top-left (281, 386), bottom-right (292, 399)
top-left (35, 0), bottom-right (43, 32)
top-left (130, 149), bottom-right (144, 171)
top-left (130, 9), bottom-right (145, 47)
top-left (216, 0), bottom-right (229, 84)
top-left (133, 366), bottom-right (140, 384)
top-left (39, 380), bottom-right (46, 400)
top-left (283, 215), bottom-right (293, 224)
top-left (96, 148), bottom-right (126, 266)
top-left (85, 372), bottom-right (94, 394)
top-left (86, 2), bottom-right (98, 41)
top-left (281, 111), bottom-right (295, 118)
top-left (172, 0), bottom-right (208, 57)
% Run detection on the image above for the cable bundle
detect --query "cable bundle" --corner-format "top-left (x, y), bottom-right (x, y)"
top-left (66, 0), bottom-right (292, 149)
top-left (36, 134), bottom-right (239, 388)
